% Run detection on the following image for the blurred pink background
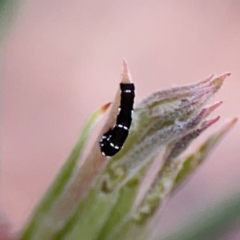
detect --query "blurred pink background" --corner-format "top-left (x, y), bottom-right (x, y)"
top-left (2, 0), bottom-right (240, 235)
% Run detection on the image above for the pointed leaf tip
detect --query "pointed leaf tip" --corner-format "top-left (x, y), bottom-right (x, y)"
top-left (201, 74), bottom-right (214, 84)
top-left (212, 72), bottom-right (231, 89)
top-left (121, 59), bottom-right (132, 83)
top-left (122, 59), bottom-right (128, 73)
top-left (222, 72), bottom-right (231, 78)
top-left (208, 101), bottom-right (223, 111)
top-left (220, 117), bottom-right (238, 133)
top-left (201, 116), bottom-right (220, 131)
top-left (200, 101), bottom-right (223, 118)
top-left (101, 102), bottom-right (111, 113)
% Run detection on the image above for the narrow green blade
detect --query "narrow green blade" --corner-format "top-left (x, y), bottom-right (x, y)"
top-left (20, 103), bottom-right (109, 240)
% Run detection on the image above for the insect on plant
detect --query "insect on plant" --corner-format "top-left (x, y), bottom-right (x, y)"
top-left (99, 83), bottom-right (135, 157)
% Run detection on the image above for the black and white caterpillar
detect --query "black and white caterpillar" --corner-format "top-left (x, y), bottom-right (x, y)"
top-left (99, 83), bottom-right (135, 157)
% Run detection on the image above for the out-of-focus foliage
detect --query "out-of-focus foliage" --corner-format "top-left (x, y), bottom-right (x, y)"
top-left (0, 0), bottom-right (19, 43)
top-left (162, 190), bottom-right (240, 240)
top-left (0, 1), bottom-right (20, 239)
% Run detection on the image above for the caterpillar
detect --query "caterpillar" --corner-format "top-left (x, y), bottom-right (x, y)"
top-left (99, 83), bottom-right (135, 157)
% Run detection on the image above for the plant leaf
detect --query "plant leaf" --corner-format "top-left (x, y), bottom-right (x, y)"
top-left (104, 118), bottom-right (237, 240)
top-left (161, 191), bottom-right (240, 240)
top-left (20, 103), bottom-right (110, 240)
top-left (173, 118), bottom-right (237, 190)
